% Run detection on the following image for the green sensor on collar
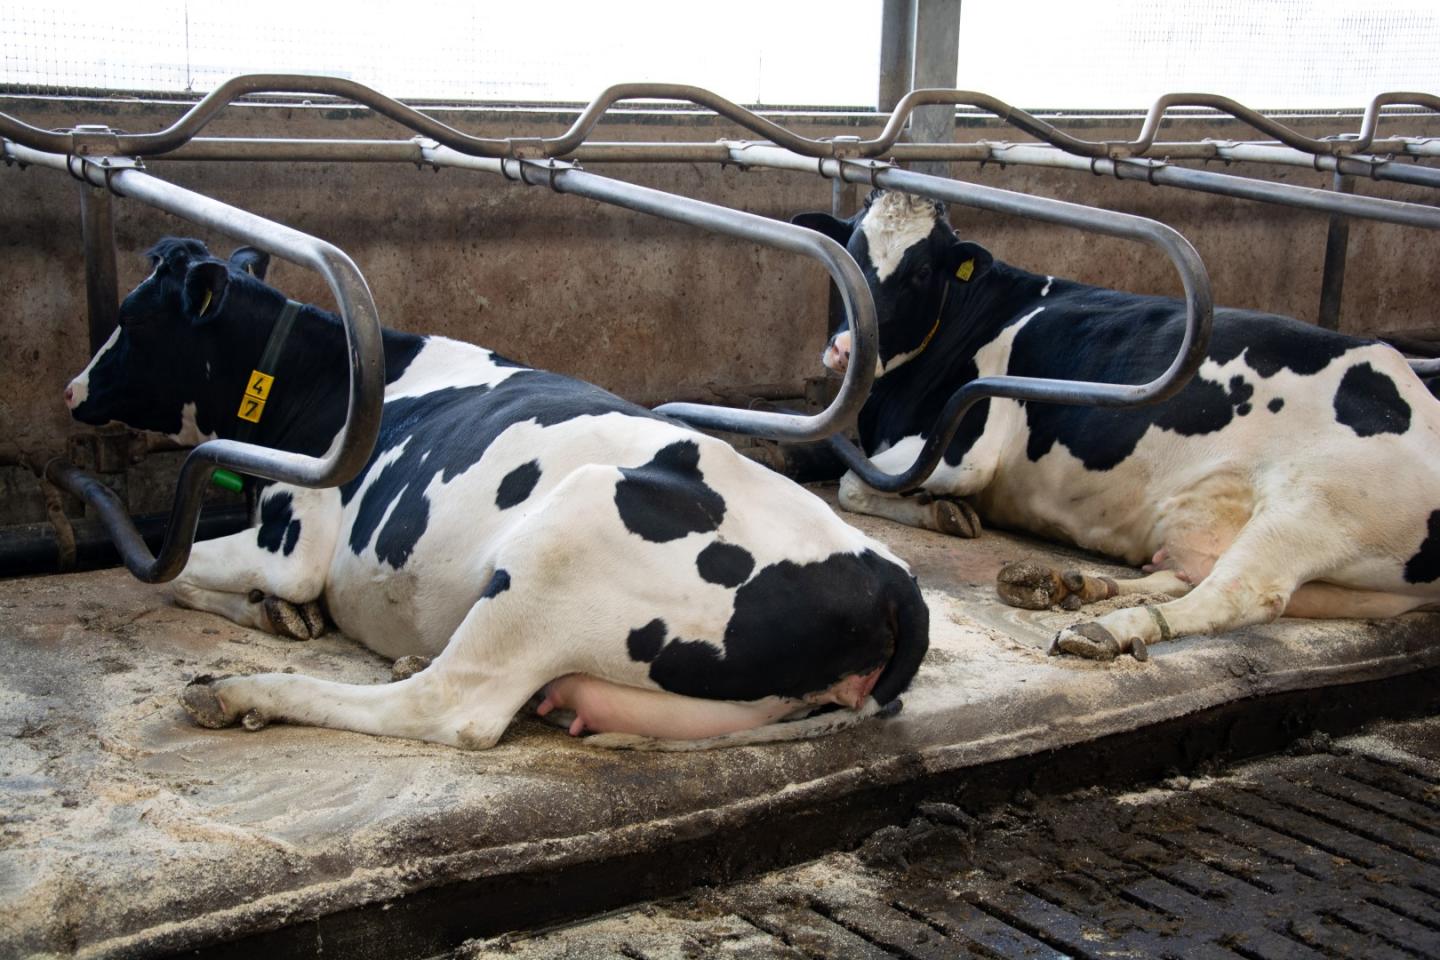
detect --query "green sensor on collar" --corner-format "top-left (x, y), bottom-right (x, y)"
top-left (210, 469), bottom-right (244, 493)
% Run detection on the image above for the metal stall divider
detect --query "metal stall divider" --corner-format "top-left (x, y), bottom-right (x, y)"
top-left (4, 77), bottom-right (1436, 557)
top-left (1, 141), bottom-right (386, 582)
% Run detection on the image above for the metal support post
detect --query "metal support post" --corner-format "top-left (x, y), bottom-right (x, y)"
top-left (1318, 172), bottom-right (1356, 331)
top-left (909, 0), bottom-right (962, 179)
top-left (78, 183), bottom-right (120, 353)
top-left (878, 0), bottom-right (916, 112)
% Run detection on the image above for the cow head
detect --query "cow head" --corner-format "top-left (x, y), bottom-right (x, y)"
top-left (65, 238), bottom-right (274, 444)
top-left (793, 190), bottom-right (992, 377)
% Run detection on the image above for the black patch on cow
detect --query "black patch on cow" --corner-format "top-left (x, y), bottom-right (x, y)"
top-left (489, 350), bottom-right (529, 369)
top-left (256, 492), bottom-right (301, 557)
top-left (1404, 511), bottom-right (1440, 584)
top-left (1209, 324), bottom-right (1356, 378)
top-left (1269, 397), bottom-right (1285, 413)
top-left (696, 542), bottom-right (755, 587)
top-left (343, 370), bottom-right (671, 567)
top-left (480, 568), bottom-right (511, 599)
top-left (646, 549), bottom-right (925, 702)
top-left (626, 618), bottom-right (667, 663)
top-left (614, 441), bottom-right (726, 543)
top-left (1227, 375), bottom-right (1254, 409)
top-left (993, 291), bottom-right (1374, 472)
top-left (496, 460), bottom-right (541, 509)
top-left (1334, 363), bottom-right (1411, 437)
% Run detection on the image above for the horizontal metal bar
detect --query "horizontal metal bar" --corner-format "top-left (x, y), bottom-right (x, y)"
top-left (125, 134), bottom-right (1440, 188)
top-left (419, 144), bottom-right (877, 442)
top-left (728, 145), bottom-right (1213, 493)
top-left (3, 140), bottom-right (385, 583)
top-left (2, 73), bottom-right (1436, 166)
top-left (986, 144), bottom-right (1440, 231)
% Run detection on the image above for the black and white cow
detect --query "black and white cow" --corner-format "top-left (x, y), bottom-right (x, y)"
top-left (65, 238), bottom-right (928, 748)
top-left (794, 190), bottom-right (1440, 661)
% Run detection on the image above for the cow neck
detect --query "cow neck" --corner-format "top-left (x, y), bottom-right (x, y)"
top-left (860, 262), bottom-right (1032, 447)
top-left (225, 300), bottom-right (353, 458)
top-left (233, 298), bottom-right (303, 446)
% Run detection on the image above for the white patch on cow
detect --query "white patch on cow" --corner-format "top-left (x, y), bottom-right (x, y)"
top-left (860, 192), bottom-right (940, 282)
top-left (913, 308), bottom-right (1042, 498)
top-left (66, 326), bottom-right (120, 408)
top-left (386, 336), bottom-right (524, 399)
top-left (1041, 276), bottom-right (1054, 296)
top-left (168, 401), bottom-right (217, 446)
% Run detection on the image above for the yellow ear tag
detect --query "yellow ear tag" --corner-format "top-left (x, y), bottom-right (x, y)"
top-left (955, 258), bottom-right (975, 282)
top-left (198, 289), bottom-right (213, 317)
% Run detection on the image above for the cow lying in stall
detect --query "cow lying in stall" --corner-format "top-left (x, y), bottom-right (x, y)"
top-left (65, 238), bottom-right (928, 748)
top-left (794, 191), bottom-right (1440, 661)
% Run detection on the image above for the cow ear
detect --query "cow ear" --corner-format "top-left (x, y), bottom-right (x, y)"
top-left (790, 212), bottom-right (855, 247)
top-left (229, 246), bottom-right (270, 281)
top-left (183, 261), bottom-right (231, 324)
top-left (946, 240), bottom-right (993, 284)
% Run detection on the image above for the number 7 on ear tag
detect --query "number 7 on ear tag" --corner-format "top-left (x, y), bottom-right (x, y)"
top-left (238, 370), bottom-right (275, 423)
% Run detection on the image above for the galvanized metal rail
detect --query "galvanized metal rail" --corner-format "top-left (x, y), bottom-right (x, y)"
top-left (415, 145), bottom-right (877, 443)
top-left (3, 77), bottom-right (1437, 163)
top-left (2, 142), bottom-right (385, 583)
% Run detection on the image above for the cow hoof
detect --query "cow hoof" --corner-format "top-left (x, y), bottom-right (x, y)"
top-left (299, 600), bottom-right (328, 638)
top-left (932, 498), bottom-right (981, 539)
top-left (181, 675), bottom-right (239, 729)
top-left (1050, 622), bottom-right (1121, 661)
top-left (996, 561), bottom-right (1065, 610)
top-left (391, 655), bottom-right (432, 682)
top-left (263, 596), bottom-right (318, 641)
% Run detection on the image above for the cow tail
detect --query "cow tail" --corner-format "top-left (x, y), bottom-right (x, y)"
top-left (870, 575), bottom-right (930, 710)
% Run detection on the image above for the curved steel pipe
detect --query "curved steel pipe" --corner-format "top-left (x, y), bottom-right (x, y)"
top-left (1, 74), bottom-right (1435, 165)
top-left (5, 141), bottom-right (385, 583)
top-left (418, 144), bottom-right (876, 441)
top-left (728, 145), bottom-right (1213, 493)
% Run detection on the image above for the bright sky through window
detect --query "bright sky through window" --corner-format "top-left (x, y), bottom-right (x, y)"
top-left (3, 1), bottom-right (1437, 110)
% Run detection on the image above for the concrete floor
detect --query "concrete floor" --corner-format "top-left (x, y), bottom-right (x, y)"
top-left (2, 486), bottom-right (1437, 958)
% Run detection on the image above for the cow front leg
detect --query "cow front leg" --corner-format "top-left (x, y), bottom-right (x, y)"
top-left (172, 485), bottom-right (340, 638)
top-left (170, 582), bottom-right (328, 639)
top-left (996, 562), bottom-right (1192, 611)
top-left (838, 472), bottom-right (981, 538)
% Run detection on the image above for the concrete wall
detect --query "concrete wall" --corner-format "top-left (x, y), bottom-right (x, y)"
top-left (2, 95), bottom-right (1438, 526)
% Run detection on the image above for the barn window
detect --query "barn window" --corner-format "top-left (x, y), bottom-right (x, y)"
top-left (0, 1), bottom-right (882, 108)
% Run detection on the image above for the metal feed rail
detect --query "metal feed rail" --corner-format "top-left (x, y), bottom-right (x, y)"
top-left (2, 141), bottom-right (386, 582)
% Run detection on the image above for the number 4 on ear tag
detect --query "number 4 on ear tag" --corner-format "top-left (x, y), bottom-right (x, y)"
top-left (238, 370), bottom-right (274, 423)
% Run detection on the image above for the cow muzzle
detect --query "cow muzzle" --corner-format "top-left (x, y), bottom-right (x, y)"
top-left (823, 330), bottom-right (852, 375)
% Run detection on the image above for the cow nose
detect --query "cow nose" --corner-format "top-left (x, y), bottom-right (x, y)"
top-left (823, 331), bottom-right (852, 374)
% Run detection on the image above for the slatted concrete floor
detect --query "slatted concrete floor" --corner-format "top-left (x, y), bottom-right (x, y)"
top-left (462, 720), bottom-right (1440, 959)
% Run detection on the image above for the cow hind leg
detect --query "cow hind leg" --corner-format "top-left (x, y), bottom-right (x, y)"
top-left (1049, 511), bottom-right (1333, 661)
top-left (180, 580), bottom-right (548, 748)
top-left (1283, 583), bottom-right (1434, 619)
